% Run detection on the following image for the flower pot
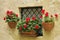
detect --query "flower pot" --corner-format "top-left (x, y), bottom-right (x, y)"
top-left (20, 30), bottom-right (37, 37)
top-left (8, 22), bottom-right (17, 28)
top-left (42, 22), bottom-right (54, 31)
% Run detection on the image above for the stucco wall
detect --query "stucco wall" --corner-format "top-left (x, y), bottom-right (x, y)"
top-left (0, 0), bottom-right (60, 40)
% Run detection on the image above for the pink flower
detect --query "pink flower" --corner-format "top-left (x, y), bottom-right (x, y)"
top-left (32, 16), bottom-right (36, 21)
top-left (55, 13), bottom-right (58, 18)
top-left (45, 12), bottom-right (49, 17)
top-left (3, 17), bottom-right (6, 20)
top-left (19, 26), bottom-right (22, 31)
top-left (24, 24), bottom-right (27, 28)
top-left (6, 10), bottom-right (13, 16)
top-left (39, 15), bottom-right (42, 19)
top-left (16, 14), bottom-right (18, 17)
top-left (26, 17), bottom-right (30, 23)
top-left (35, 25), bottom-right (39, 29)
top-left (41, 9), bottom-right (45, 14)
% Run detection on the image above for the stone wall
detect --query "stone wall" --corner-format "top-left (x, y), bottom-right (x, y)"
top-left (0, 0), bottom-right (60, 40)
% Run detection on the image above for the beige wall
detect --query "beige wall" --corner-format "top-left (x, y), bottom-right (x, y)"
top-left (0, 0), bottom-right (60, 40)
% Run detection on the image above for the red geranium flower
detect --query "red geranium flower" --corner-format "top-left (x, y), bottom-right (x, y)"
top-left (24, 24), bottom-right (27, 28)
top-left (6, 10), bottom-right (13, 16)
top-left (41, 9), bottom-right (45, 14)
top-left (55, 13), bottom-right (58, 18)
top-left (26, 17), bottom-right (30, 23)
top-left (39, 15), bottom-right (42, 19)
top-left (32, 16), bottom-right (36, 21)
top-left (45, 12), bottom-right (49, 17)
top-left (7, 10), bottom-right (9, 13)
top-left (19, 26), bottom-right (22, 31)
top-left (35, 25), bottom-right (39, 29)
top-left (3, 17), bottom-right (6, 20)
top-left (16, 14), bottom-right (18, 17)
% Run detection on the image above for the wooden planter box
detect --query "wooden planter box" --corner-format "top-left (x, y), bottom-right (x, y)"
top-left (8, 22), bottom-right (17, 28)
top-left (20, 30), bottom-right (37, 37)
top-left (42, 22), bottom-right (54, 31)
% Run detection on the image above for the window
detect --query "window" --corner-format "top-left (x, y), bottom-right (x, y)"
top-left (19, 6), bottom-right (43, 36)
top-left (19, 6), bottom-right (42, 20)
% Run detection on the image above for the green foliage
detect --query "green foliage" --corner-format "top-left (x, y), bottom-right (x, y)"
top-left (44, 16), bottom-right (54, 22)
top-left (16, 19), bottom-right (42, 32)
top-left (5, 13), bottom-right (20, 22)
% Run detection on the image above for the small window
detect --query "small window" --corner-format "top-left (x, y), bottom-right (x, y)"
top-left (19, 6), bottom-right (43, 36)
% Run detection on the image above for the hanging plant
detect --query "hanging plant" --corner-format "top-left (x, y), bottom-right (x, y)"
top-left (4, 10), bottom-right (20, 28)
top-left (41, 9), bottom-right (58, 31)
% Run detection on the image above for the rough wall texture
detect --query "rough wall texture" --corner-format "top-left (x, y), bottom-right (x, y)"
top-left (0, 0), bottom-right (60, 40)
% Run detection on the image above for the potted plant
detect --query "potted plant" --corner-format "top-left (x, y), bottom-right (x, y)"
top-left (41, 9), bottom-right (58, 31)
top-left (17, 16), bottom-right (43, 36)
top-left (4, 10), bottom-right (20, 28)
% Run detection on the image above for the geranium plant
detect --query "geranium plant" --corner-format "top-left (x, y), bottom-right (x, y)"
top-left (17, 16), bottom-right (42, 32)
top-left (4, 10), bottom-right (19, 22)
top-left (17, 16), bottom-right (42, 36)
top-left (44, 12), bottom-right (54, 22)
top-left (41, 9), bottom-right (58, 31)
top-left (4, 10), bottom-right (20, 28)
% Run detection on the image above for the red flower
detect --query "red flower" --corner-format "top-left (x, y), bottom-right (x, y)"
top-left (39, 15), bottom-right (42, 19)
top-left (45, 12), bottom-right (49, 17)
top-left (19, 26), bottom-right (22, 31)
top-left (6, 10), bottom-right (13, 16)
top-left (3, 17), bottom-right (6, 20)
top-left (55, 13), bottom-right (58, 18)
top-left (16, 14), bottom-right (18, 17)
top-left (41, 9), bottom-right (45, 14)
top-left (26, 17), bottom-right (30, 22)
top-left (7, 10), bottom-right (10, 14)
top-left (35, 25), bottom-right (39, 29)
top-left (24, 24), bottom-right (27, 28)
top-left (32, 16), bottom-right (36, 21)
